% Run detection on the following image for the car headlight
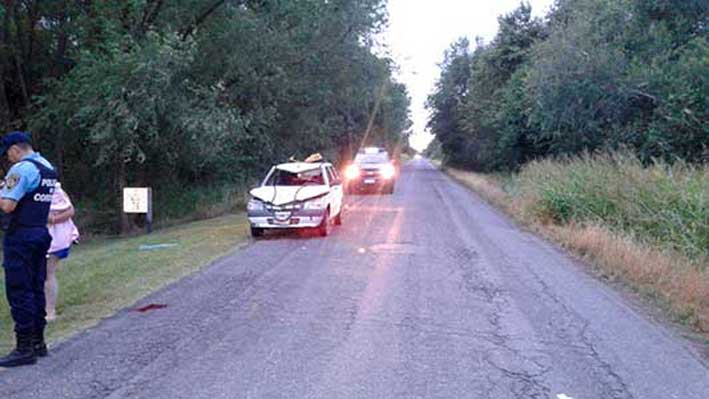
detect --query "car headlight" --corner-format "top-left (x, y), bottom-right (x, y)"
top-left (247, 198), bottom-right (265, 211)
top-left (303, 196), bottom-right (328, 210)
top-left (345, 165), bottom-right (360, 180)
top-left (381, 164), bottom-right (396, 179)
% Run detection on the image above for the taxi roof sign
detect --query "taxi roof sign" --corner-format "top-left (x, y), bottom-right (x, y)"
top-left (304, 153), bottom-right (323, 163)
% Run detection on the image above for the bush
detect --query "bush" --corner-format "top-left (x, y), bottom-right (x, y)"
top-left (71, 183), bottom-right (253, 237)
top-left (510, 152), bottom-right (708, 264)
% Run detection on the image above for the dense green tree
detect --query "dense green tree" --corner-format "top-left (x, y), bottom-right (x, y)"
top-left (425, 38), bottom-right (473, 168)
top-left (0, 0), bottom-right (410, 232)
top-left (427, 0), bottom-right (708, 171)
top-left (428, 3), bottom-right (545, 171)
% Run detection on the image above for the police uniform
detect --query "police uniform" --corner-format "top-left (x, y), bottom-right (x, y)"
top-left (0, 132), bottom-right (57, 367)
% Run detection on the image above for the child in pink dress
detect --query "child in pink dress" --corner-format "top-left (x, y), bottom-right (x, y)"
top-left (45, 183), bottom-right (79, 321)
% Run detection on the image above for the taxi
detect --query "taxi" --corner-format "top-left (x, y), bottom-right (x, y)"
top-left (247, 154), bottom-right (344, 237)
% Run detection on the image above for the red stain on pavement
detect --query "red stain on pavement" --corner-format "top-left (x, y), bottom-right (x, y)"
top-left (134, 303), bottom-right (168, 313)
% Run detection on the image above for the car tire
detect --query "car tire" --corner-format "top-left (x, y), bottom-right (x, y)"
top-left (334, 208), bottom-right (343, 226)
top-left (251, 227), bottom-right (264, 238)
top-left (318, 210), bottom-right (331, 237)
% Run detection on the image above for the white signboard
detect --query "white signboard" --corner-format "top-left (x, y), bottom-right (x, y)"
top-left (123, 188), bottom-right (151, 214)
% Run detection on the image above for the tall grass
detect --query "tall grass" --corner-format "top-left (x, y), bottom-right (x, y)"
top-left (445, 152), bottom-right (708, 333)
top-left (72, 183), bottom-right (254, 236)
top-left (510, 153), bottom-right (707, 264)
top-left (152, 183), bottom-right (252, 226)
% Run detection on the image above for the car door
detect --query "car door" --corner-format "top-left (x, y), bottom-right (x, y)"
top-left (325, 165), bottom-right (343, 217)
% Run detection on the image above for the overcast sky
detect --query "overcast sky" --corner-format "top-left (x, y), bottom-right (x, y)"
top-left (382, 0), bottom-right (555, 151)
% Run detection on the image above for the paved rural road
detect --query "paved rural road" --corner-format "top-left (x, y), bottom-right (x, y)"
top-left (1, 160), bottom-right (707, 399)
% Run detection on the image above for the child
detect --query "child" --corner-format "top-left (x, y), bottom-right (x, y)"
top-left (45, 182), bottom-right (79, 321)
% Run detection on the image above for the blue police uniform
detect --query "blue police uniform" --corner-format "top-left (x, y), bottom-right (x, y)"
top-left (0, 132), bottom-right (57, 367)
top-left (2, 153), bottom-right (57, 332)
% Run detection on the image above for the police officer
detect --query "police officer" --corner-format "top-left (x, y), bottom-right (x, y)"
top-left (0, 131), bottom-right (57, 368)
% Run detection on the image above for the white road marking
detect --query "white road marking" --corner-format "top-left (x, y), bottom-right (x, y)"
top-left (557, 394), bottom-right (575, 399)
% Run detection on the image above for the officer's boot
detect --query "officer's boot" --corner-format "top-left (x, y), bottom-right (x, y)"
top-left (0, 331), bottom-right (37, 367)
top-left (33, 327), bottom-right (48, 357)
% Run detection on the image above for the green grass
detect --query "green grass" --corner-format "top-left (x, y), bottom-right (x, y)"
top-left (444, 152), bottom-right (709, 334)
top-left (509, 152), bottom-right (708, 263)
top-left (74, 183), bottom-right (253, 236)
top-left (0, 213), bottom-right (250, 352)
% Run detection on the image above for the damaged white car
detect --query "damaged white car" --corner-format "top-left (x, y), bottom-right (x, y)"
top-left (247, 156), bottom-right (344, 238)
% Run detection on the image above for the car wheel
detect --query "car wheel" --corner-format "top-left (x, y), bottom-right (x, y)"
top-left (318, 210), bottom-right (331, 237)
top-left (251, 227), bottom-right (264, 238)
top-left (334, 208), bottom-right (343, 225)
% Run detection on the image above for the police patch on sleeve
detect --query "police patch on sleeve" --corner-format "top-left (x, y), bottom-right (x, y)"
top-left (5, 174), bottom-right (20, 190)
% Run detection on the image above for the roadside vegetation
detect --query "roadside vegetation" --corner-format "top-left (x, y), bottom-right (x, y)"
top-left (445, 154), bottom-right (708, 333)
top-left (0, 1), bottom-right (412, 234)
top-left (0, 214), bottom-right (250, 353)
top-left (427, 0), bottom-right (708, 334)
top-left (426, 0), bottom-right (706, 170)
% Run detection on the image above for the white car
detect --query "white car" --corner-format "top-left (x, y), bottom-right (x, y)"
top-left (247, 159), bottom-right (344, 237)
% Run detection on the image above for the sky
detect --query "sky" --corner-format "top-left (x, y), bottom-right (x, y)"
top-left (382, 0), bottom-right (555, 152)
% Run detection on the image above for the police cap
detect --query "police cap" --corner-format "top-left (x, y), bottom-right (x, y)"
top-left (0, 131), bottom-right (32, 155)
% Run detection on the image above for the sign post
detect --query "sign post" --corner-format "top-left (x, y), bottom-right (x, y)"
top-left (123, 187), bottom-right (153, 234)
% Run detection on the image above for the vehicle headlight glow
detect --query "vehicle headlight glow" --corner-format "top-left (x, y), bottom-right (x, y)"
top-left (381, 164), bottom-right (396, 179)
top-left (303, 196), bottom-right (328, 210)
top-left (247, 198), bottom-right (265, 211)
top-left (345, 165), bottom-right (360, 180)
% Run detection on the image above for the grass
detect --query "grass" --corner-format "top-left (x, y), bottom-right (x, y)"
top-left (444, 152), bottom-right (708, 334)
top-left (74, 183), bottom-right (253, 236)
top-left (0, 213), bottom-right (250, 353)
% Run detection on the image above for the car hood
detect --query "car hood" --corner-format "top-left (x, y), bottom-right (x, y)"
top-left (250, 185), bottom-right (330, 206)
top-left (357, 162), bottom-right (389, 169)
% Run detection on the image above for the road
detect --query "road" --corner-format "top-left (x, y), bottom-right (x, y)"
top-left (0, 159), bottom-right (707, 398)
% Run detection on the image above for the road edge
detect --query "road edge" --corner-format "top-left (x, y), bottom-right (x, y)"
top-left (427, 159), bottom-right (709, 365)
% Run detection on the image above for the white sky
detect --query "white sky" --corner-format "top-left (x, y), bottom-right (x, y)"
top-left (382, 0), bottom-right (555, 151)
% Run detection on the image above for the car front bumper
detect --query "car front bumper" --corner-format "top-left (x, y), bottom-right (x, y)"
top-left (248, 209), bottom-right (325, 229)
top-left (346, 177), bottom-right (393, 190)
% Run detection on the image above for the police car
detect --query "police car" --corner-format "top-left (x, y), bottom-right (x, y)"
top-left (247, 154), bottom-right (344, 238)
top-left (343, 147), bottom-right (398, 194)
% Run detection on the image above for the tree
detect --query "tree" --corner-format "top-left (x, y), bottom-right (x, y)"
top-left (427, 0), bottom-right (708, 171)
top-left (426, 38), bottom-right (473, 168)
top-left (2, 0), bottom-right (410, 233)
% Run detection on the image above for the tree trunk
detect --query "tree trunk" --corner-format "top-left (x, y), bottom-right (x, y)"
top-left (117, 158), bottom-right (130, 234)
top-left (0, 65), bottom-right (9, 127)
top-left (55, 128), bottom-right (64, 179)
top-left (27, 0), bottom-right (39, 79)
top-left (180, 0), bottom-right (229, 41)
top-left (0, 3), bottom-right (10, 127)
top-left (10, 3), bottom-right (30, 109)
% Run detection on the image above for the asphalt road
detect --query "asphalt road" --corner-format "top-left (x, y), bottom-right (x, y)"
top-left (1, 159), bottom-right (707, 399)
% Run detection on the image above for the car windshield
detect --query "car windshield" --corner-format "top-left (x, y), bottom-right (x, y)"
top-left (265, 168), bottom-right (325, 186)
top-left (355, 153), bottom-right (390, 164)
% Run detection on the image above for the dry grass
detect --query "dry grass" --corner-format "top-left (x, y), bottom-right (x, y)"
top-left (445, 169), bottom-right (510, 210)
top-left (547, 223), bottom-right (708, 331)
top-left (442, 154), bottom-right (709, 334)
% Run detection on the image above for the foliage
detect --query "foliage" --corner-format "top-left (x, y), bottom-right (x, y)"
top-left (511, 152), bottom-right (708, 261)
top-left (0, 0), bottom-right (411, 233)
top-left (446, 155), bottom-right (709, 332)
top-left (425, 38), bottom-right (474, 167)
top-left (427, 0), bottom-right (708, 171)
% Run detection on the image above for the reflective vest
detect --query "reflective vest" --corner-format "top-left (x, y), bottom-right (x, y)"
top-left (9, 158), bottom-right (57, 231)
